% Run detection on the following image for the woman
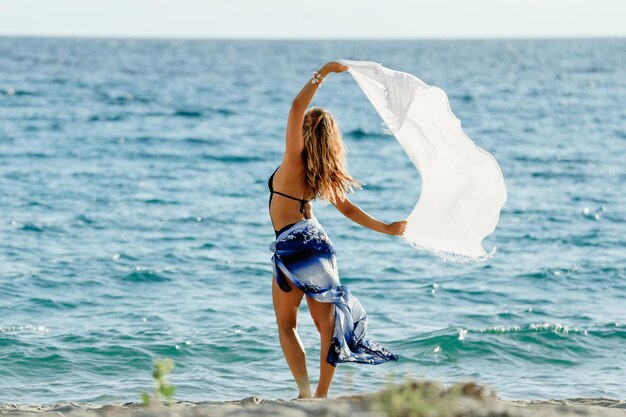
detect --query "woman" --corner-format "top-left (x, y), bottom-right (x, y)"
top-left (268, 61), bottom-right (407, 399)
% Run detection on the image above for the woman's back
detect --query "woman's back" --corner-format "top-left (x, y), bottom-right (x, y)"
top-left (268, 164), bottom-right (314, 233)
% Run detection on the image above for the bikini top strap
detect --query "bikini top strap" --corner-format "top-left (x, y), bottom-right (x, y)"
top-left (271, 190), bottom-right (309, 213)
top-left (268, 166), bottom-right (279, 192)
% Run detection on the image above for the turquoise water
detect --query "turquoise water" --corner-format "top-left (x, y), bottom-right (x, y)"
top-left (0, 38), bottom-right (625, 404)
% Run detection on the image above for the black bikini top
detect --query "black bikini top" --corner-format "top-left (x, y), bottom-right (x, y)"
top-left (268, 166), bottom-right (311, 214)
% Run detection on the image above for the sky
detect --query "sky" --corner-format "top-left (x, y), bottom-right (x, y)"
top-left (0, 0), bottom-right (625, 39)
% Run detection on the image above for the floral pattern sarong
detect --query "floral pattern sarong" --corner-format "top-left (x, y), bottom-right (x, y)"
top-left (269, 216), bottom-right (398, 366)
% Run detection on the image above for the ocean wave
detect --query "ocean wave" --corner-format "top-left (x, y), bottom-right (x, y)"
top-left (28, 298), bottom-right (78, 309)
top-left (141, 198), bottom-right (180, 205)
top-left (475, 323), bottom-right (588, 335)
top-left (345, 128), bottom-right (383, 140)
top-left (0, 325), bottom-right (49, 333)
top-left (174, 109), bottom-right (203, 118)
top-left (17, 223), bottom-right (64, 233)
top-left (209, 107), bottom-right (236, 116)
top-left (121, 269), bottom-right (171, 283)
top-left (200, 154), bottom-right (264, 163)
top-left (183, 137), bottom-right (221, 145)
top-left (87, 114), bottom-right (127, 122)
top-left (394, 322), bottom-right (626, 356)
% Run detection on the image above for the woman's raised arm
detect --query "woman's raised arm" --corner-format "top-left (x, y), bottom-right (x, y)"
top-left (283, 62), bottom-right (349, 166)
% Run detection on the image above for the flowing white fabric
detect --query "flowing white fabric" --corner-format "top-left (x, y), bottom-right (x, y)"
top-left (337, 59), bottom-right (507, 261)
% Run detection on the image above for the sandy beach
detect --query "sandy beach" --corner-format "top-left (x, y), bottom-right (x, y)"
top-left (2, 381), bottom-right (625, 417)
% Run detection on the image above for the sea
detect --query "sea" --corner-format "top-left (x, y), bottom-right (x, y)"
top-left (0, 37), bottom-right (625, 405)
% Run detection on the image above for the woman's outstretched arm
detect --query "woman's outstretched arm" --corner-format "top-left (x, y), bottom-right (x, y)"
top-left (333, 197), bottom-right (407, 236)
top-left (283, 62), bottom-right (349, 166)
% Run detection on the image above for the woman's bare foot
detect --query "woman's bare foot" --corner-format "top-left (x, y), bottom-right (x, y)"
top-left (295, 379), bottom-right (311, 399)
top-left (297, 388), bottom-right (312, 399)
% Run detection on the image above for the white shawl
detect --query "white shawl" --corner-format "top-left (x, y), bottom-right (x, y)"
top-left (338, 59), bottom-right (507, 261)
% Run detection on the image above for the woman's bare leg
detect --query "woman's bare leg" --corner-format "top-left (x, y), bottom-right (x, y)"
top-left (306, 295), bottom-right (336, 398)
top-left (272, 275), bottom-right (311, 398)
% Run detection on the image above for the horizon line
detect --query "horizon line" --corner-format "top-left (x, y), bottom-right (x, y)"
top-left (1, 34), bottom-right (626, 42)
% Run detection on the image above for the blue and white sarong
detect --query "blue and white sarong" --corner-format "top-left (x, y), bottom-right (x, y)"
top-left (269, 216), bottom-right (398, 366)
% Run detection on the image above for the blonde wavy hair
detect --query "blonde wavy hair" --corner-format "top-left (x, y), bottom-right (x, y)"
top-left (302, 107), bottom-right (362, 204)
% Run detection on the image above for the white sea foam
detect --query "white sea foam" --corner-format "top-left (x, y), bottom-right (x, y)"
top-left (0, 324), bottom-right (49, 333)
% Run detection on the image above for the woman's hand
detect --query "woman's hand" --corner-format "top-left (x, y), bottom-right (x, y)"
top-left (385, 220), bottom-right (408, 236)
top-left (320, 62), bottom-right (349, 76)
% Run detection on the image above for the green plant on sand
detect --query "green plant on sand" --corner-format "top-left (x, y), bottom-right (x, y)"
top-left (372, 379), bottom-right (490, 417)
top-left (141, 358), bottom-right (176, 407)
